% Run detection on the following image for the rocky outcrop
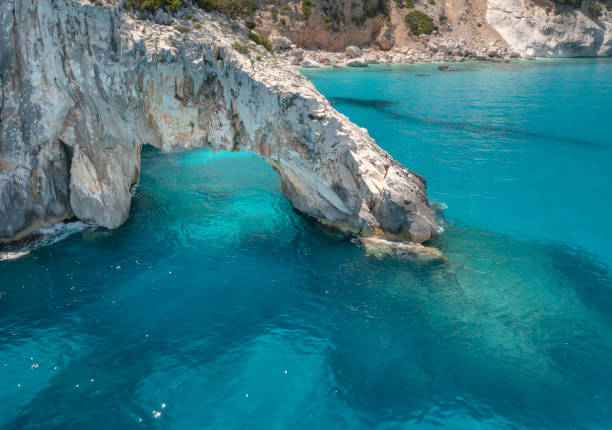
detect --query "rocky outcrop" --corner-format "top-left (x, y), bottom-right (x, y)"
top-left (0, 0), bottom-right (439, 243)
top-left (269, 34), bottom-right (293, 51)
top-left (345, 45), bottom-right (362, 58)
top-left (487, 0), bottom-right (612, 56)
top-left (375, 21), bottom-right (395, 51)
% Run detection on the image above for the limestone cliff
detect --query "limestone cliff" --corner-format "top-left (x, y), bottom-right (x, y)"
top-left (0, 0), bottom-right (439, 243)
top-left (486, 0), bottom-right (612, 57)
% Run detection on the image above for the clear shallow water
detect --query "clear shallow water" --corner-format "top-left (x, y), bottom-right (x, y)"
top-left (1, 59), bottom-right (612, 429)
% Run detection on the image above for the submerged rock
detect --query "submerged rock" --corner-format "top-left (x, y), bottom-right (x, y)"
top-left (0, 0), bottom-right (439, 244)
top-left (360, 237), bottom-right (444, 261)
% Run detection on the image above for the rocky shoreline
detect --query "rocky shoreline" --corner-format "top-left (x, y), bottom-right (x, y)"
top-left (275, 42), bottom-right (525, 69)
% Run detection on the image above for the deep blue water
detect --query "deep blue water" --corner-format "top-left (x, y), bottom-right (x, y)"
top-left (1, 59), bottom-right (612, 429)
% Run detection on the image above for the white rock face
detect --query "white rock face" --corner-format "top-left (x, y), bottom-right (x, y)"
top-left (0, 0), bottom-right (439, 243)
top-left (269, 35), bottom-right (292, 51)
top-left (301, 57), bottom-right (320, 67)
top-left (487, 0), bottom-right (612, 56)
top-left (346, 58), bottom-right (369, 67)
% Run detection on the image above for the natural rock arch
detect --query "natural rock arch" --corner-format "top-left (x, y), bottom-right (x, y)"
top-left (0, 0), bottom-right (439, 243)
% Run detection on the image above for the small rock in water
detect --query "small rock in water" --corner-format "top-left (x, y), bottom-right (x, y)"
top-left (346, 59), bottom-right (368, 67)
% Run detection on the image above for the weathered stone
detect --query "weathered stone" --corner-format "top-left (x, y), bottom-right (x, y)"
top-left (301, 57), bottom-right (320, 67)
top-left (486, 0), bottom-right (612, 57)
top-left (154, 9), bottom-right (172, 25)
top-left (292, 48), bottom-right (305, 60)
top-left (345, 45), bottom-right (362, 58)
top-left (255, 45), bottom-right (268, 56)
top-left (270, 35), bottom-right (292, 50)
top-left (375, 22), bottom-right (395, 51)
top-left (346, 58), bottom-right (368, 67)
top-left (445, 41), bottom-right (458, 50)
top-left (0, 0), bottom-right (439, 244)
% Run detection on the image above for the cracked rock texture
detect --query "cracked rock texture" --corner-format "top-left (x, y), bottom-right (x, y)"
top-left (487, 0), bottom-right (612, 57)
top-left (0, 0), bottom-right (439, 243)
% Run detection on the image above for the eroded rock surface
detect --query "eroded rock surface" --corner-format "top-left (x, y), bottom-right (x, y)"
top-left (487, 0), bottom-right (612, 57)
top-left (0, 0), bottom-right (439, 243)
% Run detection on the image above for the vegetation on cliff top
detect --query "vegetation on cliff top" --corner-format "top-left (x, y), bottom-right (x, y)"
top-left (195, 0), bottom-right (254, 16)
top-left (302, 0), bottom-right (313, 17)
top-left (127, 0), bottom-right (255, 17)
top-left (232, 41), bottom-right (250, 54)
top-left (248, 31), bottom-right (274, 53)
top-left (126, 0), bottom-right (182, 12)
top-left (127, 0), bottom-right (448, 35)
top-left (404, 10), bottom-right (435, 35)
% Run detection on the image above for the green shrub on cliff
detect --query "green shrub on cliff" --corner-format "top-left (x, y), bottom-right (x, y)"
top-left (126, 0), bottom-right (182, 12)
top-left (302, 0), bottom-right (313, 18)
top-left (174, 24), bottom-right (192, 33)
top-left (363, 1), bottom-right (378, 17)
top-left (552, 0), bottom-right (581, 7)
top-left (405, 10), bottom-right (436, 35)
top-left (232, 42), bottom-right (250, 54)
top-left (248, 32), bottom-right (274, 53)
top-left (196, 0), bottom-right (254, 16)
top-left (363, 0), bottom-right (389, 17)
top-left (587, 1), bottom-right (603, 17)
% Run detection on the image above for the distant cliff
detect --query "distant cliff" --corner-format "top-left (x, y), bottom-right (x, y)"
top-left (252, 0), bottom-right (612, 58)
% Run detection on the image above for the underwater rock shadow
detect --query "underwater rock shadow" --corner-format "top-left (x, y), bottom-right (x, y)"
top-left (329, 97), bottom-right (397, 110)
top-left (386, 109), bottom-right (607, 148)
top-left (329, 97), bottom-right (607, 149)
top-left (319, 222), bottom-right (612, 428)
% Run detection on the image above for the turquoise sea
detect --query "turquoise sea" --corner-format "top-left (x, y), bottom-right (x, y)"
top-left (1, 59), bottom-right (612, 429)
